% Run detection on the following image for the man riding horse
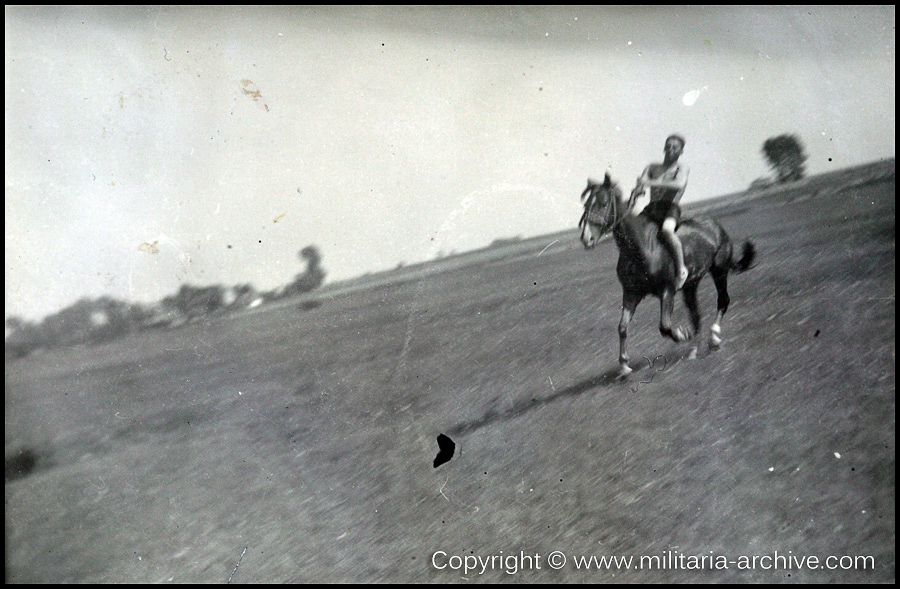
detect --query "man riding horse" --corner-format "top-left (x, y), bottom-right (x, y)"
top-left (579, 136), bottom-right (756, 375)
top-left (630, 134), bottom-right (690, 291)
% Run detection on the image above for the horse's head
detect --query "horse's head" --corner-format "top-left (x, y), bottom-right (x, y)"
top-left (579, 172), bottom-right (625, 249)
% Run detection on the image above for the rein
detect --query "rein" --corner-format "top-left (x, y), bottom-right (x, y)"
top-left (581, 183), bottom-right (632, 236)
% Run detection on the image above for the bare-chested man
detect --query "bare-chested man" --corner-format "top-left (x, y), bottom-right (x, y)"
top-left (630, 134), bottom-right (690, 290)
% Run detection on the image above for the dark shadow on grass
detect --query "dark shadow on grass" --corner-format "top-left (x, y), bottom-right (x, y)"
top-left (446, 366), bottom-right (625, 437)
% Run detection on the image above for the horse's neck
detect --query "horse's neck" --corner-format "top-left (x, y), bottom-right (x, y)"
top-left (613, 204), bottom-right (654, 261)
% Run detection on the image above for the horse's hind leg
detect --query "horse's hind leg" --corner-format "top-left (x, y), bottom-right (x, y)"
top-left (617, 290), bottom-right (643, 376)
top-left (709, 268), bottom-right (731, 350)
top-left (682, 282), bottom-right (701, 358)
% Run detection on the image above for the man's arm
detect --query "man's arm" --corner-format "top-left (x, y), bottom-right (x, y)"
top-left (642, 164), bottom-right (689, 203)
top-left (630, 166), bottom-right (652, 201)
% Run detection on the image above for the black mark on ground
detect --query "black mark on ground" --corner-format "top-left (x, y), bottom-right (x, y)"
top-left (433, 434), bottom-right (455, 468)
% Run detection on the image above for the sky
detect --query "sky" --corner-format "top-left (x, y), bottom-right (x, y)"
top-left (5, 6), bottom-right (896, 322)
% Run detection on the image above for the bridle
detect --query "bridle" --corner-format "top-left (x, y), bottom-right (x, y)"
top-left (579, 181), bottom-right (632, 237)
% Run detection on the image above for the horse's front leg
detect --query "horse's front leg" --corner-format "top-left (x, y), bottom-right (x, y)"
top-left (618, 290), bottom-right (643, 376)
top-left (659, 287), bottom-right (689, 343)
top-left (682, 282), bottom-right (701, 358)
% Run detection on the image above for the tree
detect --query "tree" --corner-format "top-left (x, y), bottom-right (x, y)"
top-left (5, 316), bottom-right (40, 358)
top-left (284, 245), bottom-right (325, 295)
top-left (5, 316), bottom-right (27, 333)
top-left (91, 296), bottom-right (148, 342)
top-left (762, 134), bottom-right (808, 183)
top-left (39, 298), bottom-right (98, 346)
top-left (162, 284), bottom-right (226, 319)
top-left (224, 283), bottom-right (258, 308)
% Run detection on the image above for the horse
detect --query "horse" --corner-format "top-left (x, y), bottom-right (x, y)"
top-left (579, 173), bottom-right (756, 376)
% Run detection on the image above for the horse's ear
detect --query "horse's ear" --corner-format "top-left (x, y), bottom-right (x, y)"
top-left (603, 172), bottom-right (612, 187)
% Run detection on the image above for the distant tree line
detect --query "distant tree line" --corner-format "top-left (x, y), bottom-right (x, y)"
top-left (5, 245), bottom-right (326, 358)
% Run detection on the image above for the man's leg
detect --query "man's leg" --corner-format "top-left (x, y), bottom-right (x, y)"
top-left (661, 218), bottom-right (688, 289)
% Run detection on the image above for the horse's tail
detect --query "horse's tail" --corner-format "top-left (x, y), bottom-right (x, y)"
top-left (729, 240), bottom-right (756, 273)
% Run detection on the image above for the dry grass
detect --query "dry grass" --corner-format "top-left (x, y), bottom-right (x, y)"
top-left (5, 163), bottom-right (895, 582)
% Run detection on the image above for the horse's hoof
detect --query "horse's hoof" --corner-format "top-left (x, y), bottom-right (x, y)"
top-left (710, 324), bottom-right (723, 348)
top-left (617, 364), bottom-right (633, 378)
top-left (687, 347), bottom-right (698, 360)
top-left (673, 326), bottom-right (690, 343)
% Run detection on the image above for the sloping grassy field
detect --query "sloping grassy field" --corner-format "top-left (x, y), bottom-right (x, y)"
top-left (5, 161), bottom-right (895, 582)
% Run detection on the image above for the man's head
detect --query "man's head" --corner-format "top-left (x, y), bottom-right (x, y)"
top-left (664, 134), bottom-right (686, 162)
